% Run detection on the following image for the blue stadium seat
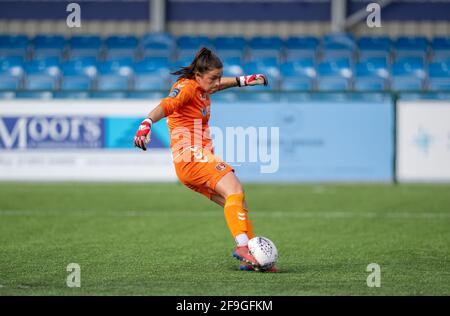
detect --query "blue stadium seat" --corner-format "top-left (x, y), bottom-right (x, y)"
top-left (0, 35), bottom-right (29, 58)
top-left (285, 36), bottom-right (319, 61)
top-left (89, 91), bottom-right (127, 99)
top-left (245, 57), bottom-right (278, 67)
top-left (32, 35), bottom-right (66, 60)
top-left (127, 91), bottom-right (166, 99)
top-left (428, 61), bottom-right (450, 91)
top-left (0, 74), bottom-right (21, 90)
top-left (68, 35), bottom-right (102, 59)
top-left (133, 58), bottom-right (170, 90)
top-left (317, 58), bottom-right (352, 91)
top-left (354, 57), bottom-right (389, 91)
top-left (141, 42), bottom-right (173, 59)
top-left (357, 36), bottom-right (392, 60)
top-left (391, 77), bottom-right (424, 91)
top-left (354, 78), bottom-right (386, 91)
top-left (0, 91), bottom-right (15, 99)
top-left (141, 33), bottom-right (175, 59)
top-left (177, 35), bottom-right (211, 49)
top-left (24, 57), bottom-right (61, 77)
top-left (33, 35), bottom-right (66, 48)
top-left (248, 36), bottom-right (283, 61)
top-left (142, 33), bottom-right (174, 44)
top-left (391, 57), bottom-right (426, 91)
top-left (176, 36), bottom-right (213, 60)
top-left (392, 57), bottom-right (426, 78)
top-left (311, 92), bottom-right (354, 102)
top-left (356, 57), bottom-right (389, 78)
top-left (317, 58), bottom-right (352, 76)
top-left (0, 56), bottom-right (24, 77)
top-left (280, 58), bottom-right (315, 74)
top-left (213, 36), bottom-right (246, 59)
top-left (214, 36), bottom-right (246, 50)
top-left (104, 35), bottom-right (139, 59)
top-left (96, 75), bottom-right (130, 91)
top-left (279, 92), bottom-right (314, 103)
top-left (61, 75), bottom-right (92, 91)
top-left (134, 57), bottom-right (170, 74)
top-left (210, 92), bottom-right (240, 102)
top-left (24, 74), bottom-right (58, 90)
top-left (281, 78), bottom-right (314, 91)
top-left (97, 58), bottom-right (133, 76)
top-left (170, 57), bottom-right (194, 73)
top-left (431, 37), bottom-right (450, 62)
top-left (142, 33), bottom-right (174, 45)
top-left (221, 57), bottom-right (244, 76)
top-left (105, 35), bottom-right (138, 49)
top-left (394, 36), bottom-right (429, 59)
top-left (68, 49), bottom-right (101, 59)
top-left (243, 59), bottom-right (281, 89)
top-left (222, 56), bottom-right (243, 65)
top-left (53, 91), bottom-right (90, 99)
top-left (323, 33), bottom-right (354, 47)
top-left (237, 91), bottom-right (278, 102)
top-left (16, 91), bottom-right (53, 99)
top-left (133, 75), bottom-right (169, 91)
top-left (32, 47), bottom-right (64, 60)
top-left (69, 35), bottom-right (102, 49)
top-left (322, 48), bottom-right (354, 61)
top-left (61, 57), bottom-right (97, 78)
top-left (105, 48), bottom-right (137, 60)
top-left (321, 33), bottom-right (355, 61)
top-left (317, 78), bottom-right (351, 91)
top-left (280, 59), bottom-right (316, 91)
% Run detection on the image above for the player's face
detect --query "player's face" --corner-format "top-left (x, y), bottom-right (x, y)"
top-left (195, 68), bottom-right (223, 94)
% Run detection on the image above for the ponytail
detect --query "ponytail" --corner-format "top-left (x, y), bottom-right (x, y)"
top-left (172, 47), bottom-right (223, 80)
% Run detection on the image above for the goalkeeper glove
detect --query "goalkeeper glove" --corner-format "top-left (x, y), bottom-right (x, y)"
top-left (236, 74), bottom-right (268, 87)
top-left (134, 118), bottom-right (152, 151)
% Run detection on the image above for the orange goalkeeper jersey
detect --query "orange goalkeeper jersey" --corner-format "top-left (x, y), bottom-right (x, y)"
top-left (160, 78), bottom-right (212, 158)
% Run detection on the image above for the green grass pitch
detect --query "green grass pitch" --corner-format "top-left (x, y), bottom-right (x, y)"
top-left (0, 182), bottom-right (449, 296)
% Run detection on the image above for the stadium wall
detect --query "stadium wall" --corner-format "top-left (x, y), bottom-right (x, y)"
top-left (0, 100), bottom-right (176, 181)
top-left (1, 20), bottom-right (450, 37)
top-left (0, 97), bottom-right (395, 183)
top-left (3, 97), bottom-right (450, 183)
top-left (1, 0), bottom-right (450, 37)
top-left (396, 100), bottom-right (450, 182)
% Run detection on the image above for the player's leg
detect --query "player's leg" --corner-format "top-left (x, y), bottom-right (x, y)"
top-left (213, 171), bottom-right (258, 268)
top-left (210, 193), bottom-right (225, 207)
top-left (214, 171), bottom-right (253, 240)
top-left (175, 151), bottom-right (259, 268)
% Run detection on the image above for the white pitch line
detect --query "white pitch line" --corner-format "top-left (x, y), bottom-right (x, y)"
top-left (0, 210), bottom-right (450, 219)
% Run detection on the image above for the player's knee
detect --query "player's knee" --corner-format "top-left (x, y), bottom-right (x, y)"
top-left (224, 184), bottom-right (244, 199)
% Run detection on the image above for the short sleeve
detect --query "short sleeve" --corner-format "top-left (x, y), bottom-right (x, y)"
top-left (160, 82), bottom-right (194, 116)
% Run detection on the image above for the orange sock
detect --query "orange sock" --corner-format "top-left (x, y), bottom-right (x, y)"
top-left (224, 193), bottom-right (252, 239)
top-left (247, 219), bottom-right (254, 239)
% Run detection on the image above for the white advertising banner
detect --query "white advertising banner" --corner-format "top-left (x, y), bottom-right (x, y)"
top-left (397, 101), bottom-right (450, 182)
top-left (0, 100), bottom-right (177, 182)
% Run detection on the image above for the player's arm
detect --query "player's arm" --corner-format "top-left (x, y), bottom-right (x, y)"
top-left (133, 105), bottom-right (164, 151)
top-left (134, 85), bottom-right (192, 151)
top-left (217, 74), bottom-right (268, 92)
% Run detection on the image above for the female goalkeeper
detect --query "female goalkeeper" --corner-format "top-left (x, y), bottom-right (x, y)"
top-left (134, 47), bottom-right (276, 272)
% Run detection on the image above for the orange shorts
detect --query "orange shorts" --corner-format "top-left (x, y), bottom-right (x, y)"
top-left (173, 146), bottom-right (234, 200)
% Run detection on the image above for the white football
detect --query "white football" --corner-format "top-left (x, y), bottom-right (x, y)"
top-left (248, 236), bottom-right (278, 269)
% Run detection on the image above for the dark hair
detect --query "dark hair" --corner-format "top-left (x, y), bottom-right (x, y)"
top-left (171, 47), bottom-right (223, 80)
